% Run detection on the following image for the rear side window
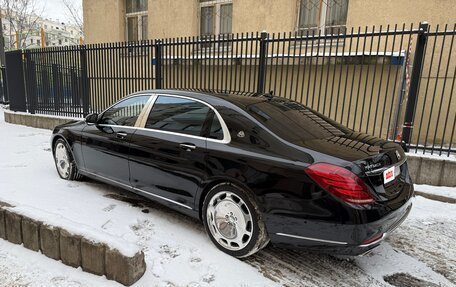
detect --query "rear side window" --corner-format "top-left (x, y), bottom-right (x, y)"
top-left (208, 111), bottom-right (224, 140)
top-left (100, 95), bottom-right (150, 126)
top-left (146, 96), bottom-right (210, 136)
top-left (247, 98), bottom-right (345, 142)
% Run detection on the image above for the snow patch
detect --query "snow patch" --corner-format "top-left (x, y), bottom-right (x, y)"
top-left (414, 184), bottom-right (456, 201)
top-left (6, 204), bottom-right (142, 257)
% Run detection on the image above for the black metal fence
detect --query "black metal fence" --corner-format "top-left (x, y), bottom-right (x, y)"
top-left (0, 67), bottom-right (7, 104)
top-left (4, 23), bottom-right (456, 156)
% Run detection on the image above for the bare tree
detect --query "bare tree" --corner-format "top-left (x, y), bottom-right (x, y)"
top-left (0, 0), bottom-right (44, 50)
top-left (62, 0), bottom-right (83, 37)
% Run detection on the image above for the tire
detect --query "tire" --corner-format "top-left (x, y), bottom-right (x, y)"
top-left (202, 184), bottom-right (269, 258)
top-left (53, 138), bottom-right (83, 181)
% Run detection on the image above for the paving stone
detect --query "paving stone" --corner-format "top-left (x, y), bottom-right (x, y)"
top-left (60, 229), bottom-right (82, 268)
top-left (81, 238), bottom-right (105, 276)
top-left (105, 248), bottom-right (146, 286)
top-left (21, 217), bottom-right (41, 251)
top-left (40, 224), bottom-right (60, 260)
top-left (5, 210), bottom-right (22, 244)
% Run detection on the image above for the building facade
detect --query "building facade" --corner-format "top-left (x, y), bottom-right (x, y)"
top-left (2, 11), bottom-right (82, 50)
top-left (83, 0), bottom-right (455, 44)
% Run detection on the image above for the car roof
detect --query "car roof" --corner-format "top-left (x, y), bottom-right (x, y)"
top-left (132, 89), bottom-right (271, 109)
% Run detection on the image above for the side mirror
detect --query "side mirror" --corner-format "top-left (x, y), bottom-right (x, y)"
top-left (85, 113), bottom-right (99, 124)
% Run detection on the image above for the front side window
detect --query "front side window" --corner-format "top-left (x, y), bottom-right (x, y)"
top-left (126, 0), bottom-right (148, 41)
top-left (298, 0), bottom-right (348, 35)
top-left (199, 0), bottom-right (232, 37)
top-left (100, 96), bottom-right (150, 126)
top-left (146, 96), bottom-right (211, 137)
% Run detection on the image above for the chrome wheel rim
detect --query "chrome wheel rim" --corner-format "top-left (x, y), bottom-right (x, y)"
top-left (55, 142), bottom-right (70, 178)
top-left (206, 191), bottom-right (253, 251)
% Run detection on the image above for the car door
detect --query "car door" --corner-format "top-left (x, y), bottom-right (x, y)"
top-left (128, 95), bottom-right (213, 210)
top-left (81, 95), bottom-right (151, 185)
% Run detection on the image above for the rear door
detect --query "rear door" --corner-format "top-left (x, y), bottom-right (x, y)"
top-left (128, 95), bottom-right (213, 209)
top-left (81, 95), bottom-right (151, 185)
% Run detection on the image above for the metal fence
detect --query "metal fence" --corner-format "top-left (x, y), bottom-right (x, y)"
top-left (4, 22), bottom-right (456, 156)
top-left (0, 67), bottom-right (7, 104)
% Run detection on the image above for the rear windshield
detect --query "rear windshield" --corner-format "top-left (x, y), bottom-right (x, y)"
top-left (246, 97), bottom-right (346, 142)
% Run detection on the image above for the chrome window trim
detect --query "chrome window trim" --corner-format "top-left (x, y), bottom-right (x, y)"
top-left (83, 170), bottom-right (193, 210)
top-left (142, 93), bottom-right (231, 144)
top-left (98, 93), bottom-right (153, 122)
top-left (97, 123), bottom-right (227, 144)
top-left (134, 95), bottom-right (156, 127)
top-left (94, 92), bottom-right (231, 144)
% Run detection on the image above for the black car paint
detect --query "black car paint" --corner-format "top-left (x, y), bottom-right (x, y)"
top-left (52, 90), bottom-right (413, 255)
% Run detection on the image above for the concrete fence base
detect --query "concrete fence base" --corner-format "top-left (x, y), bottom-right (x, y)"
top-left (0, 203), bottom-right (146, 286)
top-left (406, 154), bottom-right (456, 187)
top-left (3, 109), bottom-right (81, 130)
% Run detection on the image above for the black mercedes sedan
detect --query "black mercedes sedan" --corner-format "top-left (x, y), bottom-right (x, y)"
top-left (51, 89), bottom-right (413, 258)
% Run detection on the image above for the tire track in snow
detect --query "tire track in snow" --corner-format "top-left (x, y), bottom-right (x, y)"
top-left (244, 248), bottom-right (386, 287)
top-left (387, 220), bottom-right (456, 284)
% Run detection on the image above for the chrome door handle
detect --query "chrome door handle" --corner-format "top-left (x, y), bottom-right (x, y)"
top-left (179, 143), bottom-right (196, 151)
top-left (116, 132), bottom-right (128, 139)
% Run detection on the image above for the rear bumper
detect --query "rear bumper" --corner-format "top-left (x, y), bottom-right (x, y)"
top-left (264, 197), bottom-right (413, 256)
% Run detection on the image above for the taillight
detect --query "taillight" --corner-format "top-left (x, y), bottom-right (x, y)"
top-left (305, 163), bottom-right (374, 205)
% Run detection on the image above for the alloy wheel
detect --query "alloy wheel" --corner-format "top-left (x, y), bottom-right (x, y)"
top-left (55, 142), bottom-right (70, 178)
top-left (206, 191), bottom-right (254, 251)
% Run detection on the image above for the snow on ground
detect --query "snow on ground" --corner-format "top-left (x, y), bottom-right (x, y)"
top-left (0, 108), bottom-right (455, 287)
top-left (414, 184), bottom-right (456, 201)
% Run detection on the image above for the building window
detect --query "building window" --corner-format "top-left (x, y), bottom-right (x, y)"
top-left (126, 0), bottom-right (148, 41)
top-left (199, 0), bottom-right (232, 37)
top-left (298, 0), bottom-right (348, 35)
top-left (37, 39), bottom-right (40, 45)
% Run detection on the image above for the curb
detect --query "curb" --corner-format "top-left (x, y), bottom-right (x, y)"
top-left (415, 191), bottom-right (456, 204)
top-left (0, 204), bottom-right (146, 286)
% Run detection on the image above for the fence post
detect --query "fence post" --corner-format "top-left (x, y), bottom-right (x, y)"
top-left (257, 31), bottom-right (268, 94)
top-left (79, 45), bottom-right (90, 116)
top-left (24, 51), bottom-right (37, 114)
top-left (154, 40), bottom-right (162, 89)
top-left (5, 50), bottom-right (27, 112)
top-left (0, 66), bottom-right (7, 103)
top-left (401, 22), bottom-right (429, 149)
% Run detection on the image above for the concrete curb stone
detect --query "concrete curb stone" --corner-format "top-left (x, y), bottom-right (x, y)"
top-left (81, 238), bottom-right (105, 276)
top-left (60, 229), bottom-right (82, 268)
top-left (105, 248), bottom-right (146, 286)
top-left (40, 224), bottom-right (61, 260)
top-left (0, 207), bottom-right (6, 239)
top-left (21, 216), bottom-right (41, 251)
top-left (5, 210), bottom-right (22, 244)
